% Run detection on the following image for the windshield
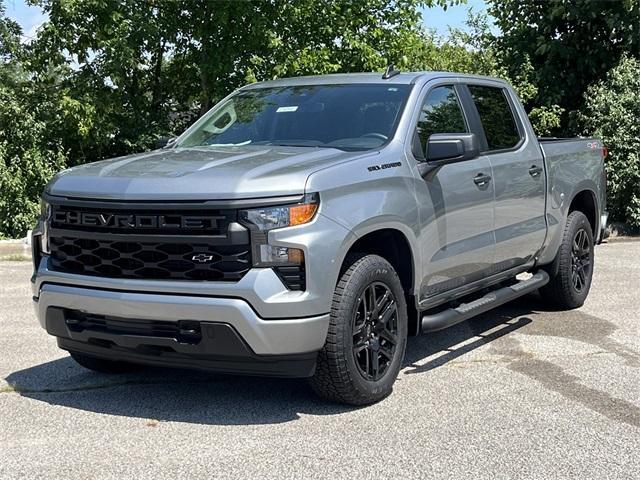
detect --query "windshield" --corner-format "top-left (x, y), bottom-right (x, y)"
top-left (177, 84), bottom-right (411, 151)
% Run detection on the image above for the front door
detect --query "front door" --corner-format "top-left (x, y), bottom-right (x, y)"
top-left (412, 84), bottom-right (496, 301)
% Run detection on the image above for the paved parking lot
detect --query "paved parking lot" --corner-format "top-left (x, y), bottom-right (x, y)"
top-left (1, 240), bottom-right (638, 479)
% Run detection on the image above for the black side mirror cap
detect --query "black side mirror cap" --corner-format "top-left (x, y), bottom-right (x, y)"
top-left (426, 133), bottom-right (480, 164)
top-left (155, 137), bottom-right (177, 149)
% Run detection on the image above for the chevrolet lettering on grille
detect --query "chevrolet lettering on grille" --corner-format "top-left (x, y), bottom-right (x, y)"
top-left (53, 210), bottom-right (225, 230)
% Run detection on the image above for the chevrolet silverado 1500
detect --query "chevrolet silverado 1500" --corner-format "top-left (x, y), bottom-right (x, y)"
top-left (32, 70), bottom-right (607, 404)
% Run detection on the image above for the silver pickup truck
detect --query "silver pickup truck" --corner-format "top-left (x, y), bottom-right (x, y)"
top-left (32, 70), bottom-right (607, 405)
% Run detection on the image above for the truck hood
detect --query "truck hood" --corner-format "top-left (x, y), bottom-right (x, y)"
top-left (47, 146), bottom-right (376, 200)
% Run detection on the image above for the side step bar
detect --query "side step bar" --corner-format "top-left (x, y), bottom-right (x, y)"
top-left (421, 271), bottom-right (549, 333)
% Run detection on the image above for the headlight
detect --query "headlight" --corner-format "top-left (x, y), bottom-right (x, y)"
top-left (240, 194), bottom-right (318, 268)
top-left (240, 193), bottom-right (319, 232)
top-left (39, 199), bottom-right (51, 254)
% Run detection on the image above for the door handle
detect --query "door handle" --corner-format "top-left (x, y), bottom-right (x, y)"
top-left (473, 173), bottom-right (492, 186)
top-left (529, 165), bottom-right (543, 177)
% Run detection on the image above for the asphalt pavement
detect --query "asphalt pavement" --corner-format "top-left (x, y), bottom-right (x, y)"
top-left (1, 239), bottom-right (638, 479)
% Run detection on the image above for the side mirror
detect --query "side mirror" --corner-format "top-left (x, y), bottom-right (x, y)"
top-left (426, 133), bottom-right (480, 164)
top-left (155, 137), bottom-right (177, 149)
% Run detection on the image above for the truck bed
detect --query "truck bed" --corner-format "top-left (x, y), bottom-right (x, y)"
top-left (537, 136), bottom-right (606, 263)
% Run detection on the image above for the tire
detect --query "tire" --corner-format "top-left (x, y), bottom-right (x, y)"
top-left (309, 254), bottom-right (408, 405)
top-left (540, 211), bottom-right (595, 309)
top-left (70, 352), bottom-right (137, 374)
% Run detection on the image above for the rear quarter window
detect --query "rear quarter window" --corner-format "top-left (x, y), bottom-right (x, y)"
top-left (468, 85), bottom-right (521, 151)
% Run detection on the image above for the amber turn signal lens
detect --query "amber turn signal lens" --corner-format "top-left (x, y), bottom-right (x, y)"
top-left (289, 203), bottom-right (318, 226)
top-left (287, 248), bottom-right (305, 264)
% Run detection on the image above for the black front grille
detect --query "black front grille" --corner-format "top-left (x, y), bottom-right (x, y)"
top-left (47, 202), bottom-right (252, 281)
top-left (50, 236), bottom-right (250, 281)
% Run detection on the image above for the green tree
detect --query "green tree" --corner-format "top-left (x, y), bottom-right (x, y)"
top-left (488, 0), bottom-right (640, 134)
top-left (0, 1), bottom-right (21, 69)
top-left (0, 88), bottom-right (68, 237)
top-left (2, 0), bottom-right (463, 237)
top-left (0, 2), bottom-right (68, 237)
top-left (579, 56), bottom-right (640, 227)
top-left (30, 0), bottom-right (460, 154)
top-left (30, 0), bottom-right (181, 161)
top-left (406, 11), bottom-right (562, 136)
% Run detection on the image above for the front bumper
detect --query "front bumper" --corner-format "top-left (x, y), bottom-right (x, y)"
top-left (33, 280), bottom-right (329, 377)
top-left (46, 308), bottom-right (319, 378)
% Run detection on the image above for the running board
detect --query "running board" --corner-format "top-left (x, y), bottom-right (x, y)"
top-left (420, 271), bottom-right (549, 333)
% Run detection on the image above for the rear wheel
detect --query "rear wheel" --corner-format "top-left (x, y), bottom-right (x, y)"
top-left (309, 254), bottom-right (407, 405)
top-left (70, 352), bottom-right (137, 374)
top-left (541, 211), bottom-right (594, 309)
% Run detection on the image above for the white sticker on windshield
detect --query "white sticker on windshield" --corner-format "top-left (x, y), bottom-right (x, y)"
top-left (276, 106), bottom-right (298, 113)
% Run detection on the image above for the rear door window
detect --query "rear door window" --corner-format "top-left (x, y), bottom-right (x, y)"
top-left (467, 85), bottom-right (521, 151)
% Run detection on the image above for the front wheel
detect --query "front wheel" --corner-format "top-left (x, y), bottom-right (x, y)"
top-left (309, 254), bottom-right (408, 405)
top-left (540, 211), bottom-right (595, 309)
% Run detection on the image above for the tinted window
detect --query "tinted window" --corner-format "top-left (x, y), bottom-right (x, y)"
top-left (468, 85), bottom-right (520, 150)
top-left (178, 84), bottom-right (411, 151)
top-left (416, 86), bottom-right (467, 152)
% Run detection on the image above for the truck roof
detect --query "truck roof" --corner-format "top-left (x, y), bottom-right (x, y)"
top-left (241, 71), bottom-right (508, 89)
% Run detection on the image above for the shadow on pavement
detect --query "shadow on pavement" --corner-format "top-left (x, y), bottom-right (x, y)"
top-left (403, 312), bottom-right (532, 375)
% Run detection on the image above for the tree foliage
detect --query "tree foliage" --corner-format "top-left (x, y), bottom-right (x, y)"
top-left (1, 0), bottom-right (460, 236)
top-left (29, 0), bottom-right (456, 158)
top-left (0, 2), bottom-right (68, 237)
top-left (404, 12), bottom-right (564, 136)
top-left (1, 0), bottom-right (640, 236)
top-left (579, 56), bottom-right (640, 227)
top-left (488, 0), bottom-right (640, 134)
top-left (487, 0), bottom-right (640, 226)
top-left (0, 87), bottom-right (68, 237)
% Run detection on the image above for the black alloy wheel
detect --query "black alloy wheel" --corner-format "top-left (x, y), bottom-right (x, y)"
top-left (309, 254), bottom-right (408, 405)
top-left (571, 228), bottom-right (592, 293)
top-left (352, 282), bottom-right (399, 381)
top-left (540, 210), bottom-right (595, 309)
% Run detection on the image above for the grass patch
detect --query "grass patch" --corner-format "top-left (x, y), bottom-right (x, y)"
top-left (0, 254), bottom-right (31, 262)
top-left (0, 385), bottom-right (17, 393)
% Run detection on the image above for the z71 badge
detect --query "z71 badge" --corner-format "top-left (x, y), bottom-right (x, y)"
top-left (368, 161), bottom-right (401, 172)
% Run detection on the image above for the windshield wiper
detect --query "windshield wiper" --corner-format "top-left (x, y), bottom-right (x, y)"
top-left (205, 140), bottom-right (252, 147)
top-left (271, 143), bottom-right (322, 148)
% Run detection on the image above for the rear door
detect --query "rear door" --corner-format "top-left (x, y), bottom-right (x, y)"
top-left (464, 83), bottom-right (546, 271)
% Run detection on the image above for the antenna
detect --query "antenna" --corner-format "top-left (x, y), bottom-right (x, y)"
top-left (382, 64), bottom-right (400, 80)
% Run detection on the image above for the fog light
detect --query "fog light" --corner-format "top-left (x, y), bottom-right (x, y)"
top-left (259, 245), bottom-right (304, 265)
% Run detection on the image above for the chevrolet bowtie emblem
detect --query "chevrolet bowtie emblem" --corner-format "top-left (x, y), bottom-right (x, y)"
top-left (192, 254), bottom-right (214, 263)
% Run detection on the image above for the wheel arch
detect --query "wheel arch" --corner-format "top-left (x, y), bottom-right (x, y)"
top-left (543, 187), bottom-right (599, 278)
top-left (337, 224), bottom-right (421, 335)
top-left (568, 188), bottom-right (598, 235)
